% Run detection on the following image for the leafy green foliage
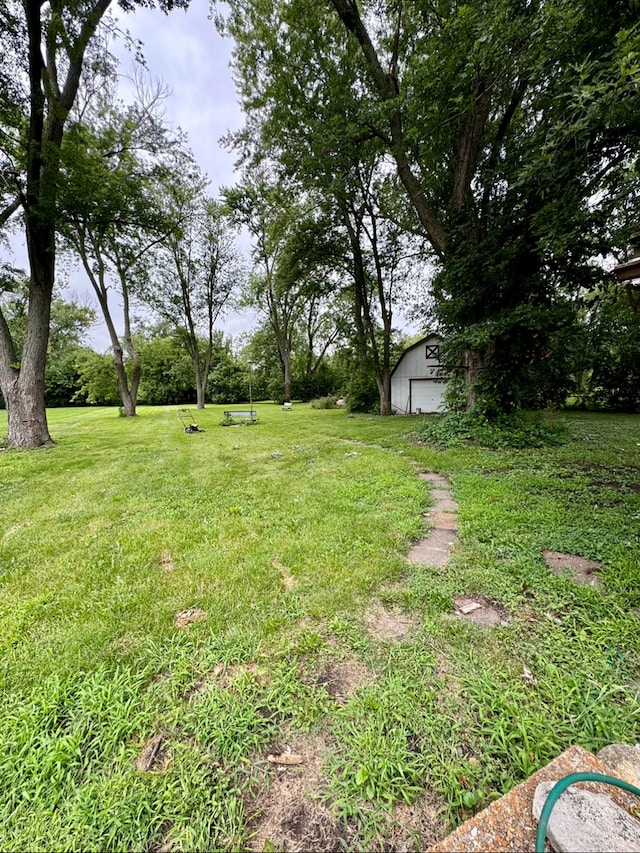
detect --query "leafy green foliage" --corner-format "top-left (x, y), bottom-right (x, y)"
top-left (345, 367), bottom-right (379, 414)
top-left (309, 395), bottom-right (339, 409)
top-left (136, 330), bottom-right (197, 406)
top-left (582, 283), bottom-right (640, 412)
top-left (415, 411), bottom-right (571, 449)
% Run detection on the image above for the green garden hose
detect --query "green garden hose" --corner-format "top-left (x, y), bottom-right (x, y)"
top-left (535, 771), bottom-right (640, 853)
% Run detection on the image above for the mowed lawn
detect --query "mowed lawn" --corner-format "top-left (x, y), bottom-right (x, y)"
top-left (0, 405), bottom-right (639, 851)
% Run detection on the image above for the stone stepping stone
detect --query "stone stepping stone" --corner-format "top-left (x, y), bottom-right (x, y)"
top-left (533, 780), bottom-right (640, 853)
top-left (418, 472), bottom-right (450, 487)
top-left (432, 498), bottom-right (459, 512)
top-left (430, 488), bottom-right (459, 512)
top-left (408, 529), bottom-right (456, 568)
top-left (598, 743), bottom-right (640, 788)
top-left (431, 488), bottom-right (454, 500)
top-left (428, 511), bottom-right (458, 530)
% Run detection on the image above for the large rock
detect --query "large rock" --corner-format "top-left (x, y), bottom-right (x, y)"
top-left (598, 743), bottom-right (640, 789)
top-left (533, 780), bottom-right (640, 853)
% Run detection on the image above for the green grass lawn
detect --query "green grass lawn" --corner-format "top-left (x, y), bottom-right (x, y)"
top-left (0, 404), bottom-right (639, 851)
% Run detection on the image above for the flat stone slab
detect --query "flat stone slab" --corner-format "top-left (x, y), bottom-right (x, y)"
top-left (432, 497), bottom-right (459, 512)
top-left (453, 595), bottom-right (508, 627)
top-left (456, 600), bottom-right (482, 615)
top-left (428, 745), bottom-right (640, 853)
top-left (431, 488), bottom-right (454, 501)
top-left (408, 529), bottom-right (456, 568)
top-left (429, 511), bottom-right (458, 530)
top-left (419, 472), bottom-right (450, 487)
top-left (533, 781), bottom-right (640, 852)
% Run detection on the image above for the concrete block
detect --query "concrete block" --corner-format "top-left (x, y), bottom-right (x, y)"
top-left (533, 780), bottom-right (640, 852)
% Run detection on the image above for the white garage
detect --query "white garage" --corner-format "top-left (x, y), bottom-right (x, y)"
top-left (391, 333), bottom-right (449, 414)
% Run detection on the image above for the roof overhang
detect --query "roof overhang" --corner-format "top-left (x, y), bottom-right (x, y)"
top-left (614, 257), bottom-right (640, 282)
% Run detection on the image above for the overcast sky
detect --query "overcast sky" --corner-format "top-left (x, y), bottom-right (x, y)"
top-left (94, 0), bottom-right (256, 350)
top-left (113, 0), bottom-right (242, 196)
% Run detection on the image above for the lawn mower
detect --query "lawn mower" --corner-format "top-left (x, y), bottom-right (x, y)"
top-left (178, 408), bottom-right (205, 433)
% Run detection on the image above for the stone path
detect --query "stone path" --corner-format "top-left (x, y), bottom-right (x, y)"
top-left (408, 473), bottom-right (458, 568)
top-left (402, 470), bottom-right (639, 852)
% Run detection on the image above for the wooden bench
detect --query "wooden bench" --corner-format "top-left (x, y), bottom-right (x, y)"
top-left (223, 410), bottom-right (257, 424)
top-left (282, 402), bottom-right (293, 411)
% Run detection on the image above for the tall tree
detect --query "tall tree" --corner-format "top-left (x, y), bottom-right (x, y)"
top-left (223, 0), bottom-right (640, 414)
top-left (146, 178), bottom-right (242, 409)
top-left (0, 0), bottom-right (187, 448)
top-left (224, 174), bottom-right (318, 404)
top-left (327, 0), bottom-right (640, 413)
top-left (223, 0), bottom-right (431, 414)
top-left (59, 82), bottom-right (181, 416)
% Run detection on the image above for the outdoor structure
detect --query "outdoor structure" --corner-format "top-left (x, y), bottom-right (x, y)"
top-left (391, 333), bottom-right (450, 414)
top-left (614, 234), bottom-right (640, 283)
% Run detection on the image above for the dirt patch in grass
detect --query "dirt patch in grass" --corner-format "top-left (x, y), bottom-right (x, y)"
top-left (383, 791), bottom-right (448, 851)
top-left (452, 595), bottom-right (509, 627)
top-left (365, 605), bottom-right (416, 642)
top-left (559, 464), bottom-right (640, 491)
top-left (159, 550), bottom-right (175, 571)
top-left (174, 607), bottom-right (207, 629)
top-left (315, 656), bottom-right (376, 703)
top-left (273, 556), bottom-right (296, 591)
top-left (190, 662), bottom-right (267, 698)
top-left (542, 551), bottom-right (603, 589)
top-left (148, 821), bottom-right (173, 853)
top-left (135, 734), bottom-right (170, 773)
top-left (246, 732), bottom-right (352, 853)
top-left (380, 579), bottom-right (410, 595)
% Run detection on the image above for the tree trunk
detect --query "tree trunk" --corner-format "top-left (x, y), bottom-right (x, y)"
top-left (97, 291), bottom-right (137, 417)
top-left (2, 222), bottom-right (56, 448)
top-left (196, 382), bottom-right (205, 409)
top-left (194, 357), bottom-right (205, 409)
top-left (463, 348), bottom-right (485, 410)
top-left (379, 368), bottom-right (391, 416)
top-left (282, 355), bottom-right (292, 403)
top-left (113, 342), bottom-right (136, 416)
top-left (4, 376), bottom-right (53, 449)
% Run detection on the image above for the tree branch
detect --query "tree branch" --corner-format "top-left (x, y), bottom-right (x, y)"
top-left (480, 77), bottom-right (527, 219)
top-left (0, 196), bottom-right (21, 228)
top-left (452, 78), bottom-right (492, 214)
top-left (328, 0), bottom-right (447, 256)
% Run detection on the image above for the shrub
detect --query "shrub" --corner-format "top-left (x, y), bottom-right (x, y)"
top-left (415, 410), bottom-right (571, 449)
top-left (310, 395), bottom-right (339, 409)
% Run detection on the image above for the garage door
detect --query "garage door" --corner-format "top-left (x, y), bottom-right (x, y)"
top-left (410, 378), bottom-right (447, 413)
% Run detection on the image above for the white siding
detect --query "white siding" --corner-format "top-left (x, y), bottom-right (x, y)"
top-left (391, 335), bottom-right (448, 414)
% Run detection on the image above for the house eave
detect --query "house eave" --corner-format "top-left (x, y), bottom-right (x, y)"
top-left (614, 258), bottom-right (640, 282)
